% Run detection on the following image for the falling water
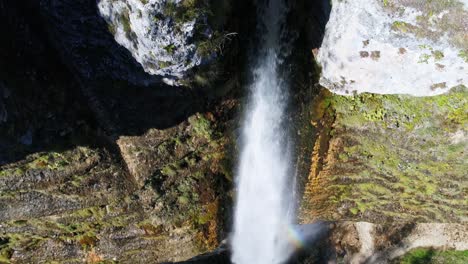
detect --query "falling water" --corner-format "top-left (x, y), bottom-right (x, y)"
top-left (231, 0), bottom-right (295, 264)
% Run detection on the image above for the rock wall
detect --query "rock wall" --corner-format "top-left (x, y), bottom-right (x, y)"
top-left (300, 87), bottom-right (467, 223)
top-left (0, 109), bottom-right (235, 263)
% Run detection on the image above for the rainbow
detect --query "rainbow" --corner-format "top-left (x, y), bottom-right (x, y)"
top-left (286, 224), bottom-right (307, 251)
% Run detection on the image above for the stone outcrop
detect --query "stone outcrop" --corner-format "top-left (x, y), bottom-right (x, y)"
top-left (317, 0), bottom-right (467, 96)
top-left (98, 0), bottom-right (232, 85)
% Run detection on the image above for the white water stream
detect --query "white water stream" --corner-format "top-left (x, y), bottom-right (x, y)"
top-left (231, 0), bottom-right (295, 263)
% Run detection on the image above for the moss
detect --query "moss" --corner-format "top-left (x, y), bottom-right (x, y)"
top-left (394, 249), bottom-right (468, 264)
top-left (163, 1), bottom-right (178, 17)
top-left (164, 44), bottom-right (177, 55)
top-left (432, 50), bottom-right (444, 61)
top-left (418, 53), bottom-right (431, 64)
top-left (392, 21), bottom-right (412, 33)
top-left (196, 32), bottom-right (227, 57)
top-left (158, 60), bottom-right (172, 69)
top-left (0, 233), bottom-right (44, 262)
top-left (107, 24), bottom-right (116, 35)
top-left (163, 0), bottom-right (206, 26)
top-left (0, 149), bottom-right (91, 177)
top-left (178, 196), bottom-right (190, 205)
top-left (458, 50), bottom-right (468, 63)
top-left (189, 114), bottom-right (213, 140)
top-left (119, 11), bottom-right (132, 35)
top-left (161, 165), bottom-right (177, 177)
top-left (301, 86), bottom-right (467, 223)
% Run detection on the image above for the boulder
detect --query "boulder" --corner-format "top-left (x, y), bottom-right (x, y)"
top-left (98, 0), bottom-right (223, 84)
top-left (318, 0), bottom-right (467, 96)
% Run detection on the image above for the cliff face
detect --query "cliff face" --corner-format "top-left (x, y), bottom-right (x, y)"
top-left (0, 0), bottom-right (240, 262)
top-left (39, 0), bottom-right (161, 86)
top-left (1, 0), bottom-right (467, 263)
top-left (296, 86), bottom-right (467, 263)
top-left (300, 87), bottom-right (467, 223)
top-left (0, 112), bottom-right (234, 263)
top-left (296, 1), bottom-right (468, 262)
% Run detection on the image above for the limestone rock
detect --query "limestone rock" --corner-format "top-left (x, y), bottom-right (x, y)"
top-left (98, 0), bottom-right (216, 84)
top-left (318, 0), bottom-right (467, 96)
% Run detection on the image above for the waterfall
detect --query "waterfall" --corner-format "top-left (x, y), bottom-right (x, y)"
top-left (231, 0), bottom-right (295, 263)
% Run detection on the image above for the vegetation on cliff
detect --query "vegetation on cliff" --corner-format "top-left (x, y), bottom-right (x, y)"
top-left (300, 85), bottom-right (467, 223)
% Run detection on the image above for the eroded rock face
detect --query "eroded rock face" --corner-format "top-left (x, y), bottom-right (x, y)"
top-left (318, 0), bottom-right (467, 96)
top-left (0, 110), bottom-right (234, 262)
top-left (98, 0), bottom-right (216, 84)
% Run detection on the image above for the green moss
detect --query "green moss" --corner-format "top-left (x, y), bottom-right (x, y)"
top-left (385, 1), bottom-right (467, 49)
top-left (459, 50), bottom-right (468, 63)
top-left (0, 233), bottom-right (44, 262)
top-left (107, 24), bottom-right (116, 35)
top-left (394, 249), bottom-right (468, 264)
top-left (158, 60), bottom-right (172, 69)
top-left (196, 32), bottom-right (230, 58)
top-left (189, 114), bottom-right (213, 140)
top-left (178, 196), bottom-right (190, 205)
top-left (418, 54), bottom-right (431, 64)
top-left (161, 165), bottom-right (177, 177)
top-left (163, 1), bottom-right (178, 17)
top-left (163, 0), bottom-right (206, 25)
top-left (119, 11), bottom-right (132, 35)
top-left (0, 150), bottom-right (76, 177)
top-left (392, 21), bottom-right (411, 33)
top-left (432, 50), bottom-right (444, 61)
top-left (164, 44), bottom-right (177, 54)
top-left (301, 86), bottom-right (467, 222)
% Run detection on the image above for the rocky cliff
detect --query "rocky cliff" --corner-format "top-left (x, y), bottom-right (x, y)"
top-left (0, 0), bottom-right (467, 263)
top-left (0, 0), bottom-right (242, 262)
top-left (296, 1), bottom-right (468, 263)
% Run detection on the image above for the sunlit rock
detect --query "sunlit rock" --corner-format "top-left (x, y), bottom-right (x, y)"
top-left (318, 0), bottom-right (467, 96)
top-left (98, 0), bottom-right (214, 83)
